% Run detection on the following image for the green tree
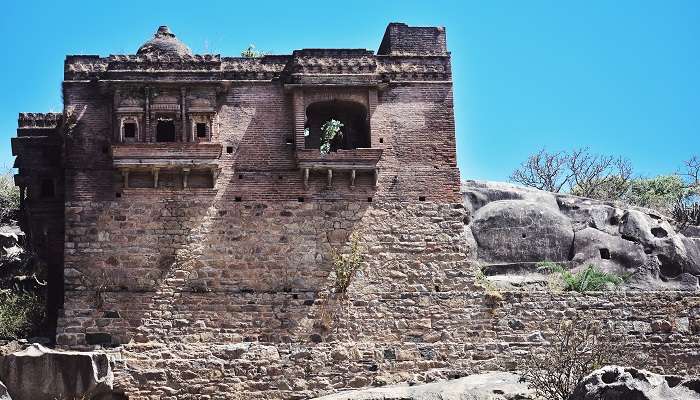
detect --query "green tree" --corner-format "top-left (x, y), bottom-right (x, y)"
top-left (625, 175), bottom-right (689, 212)
top-left (0, 171), bottom-right (19, 224)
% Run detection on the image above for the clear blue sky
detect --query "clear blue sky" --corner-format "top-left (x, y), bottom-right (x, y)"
top-left (1, 0), bottom-right (698, 181)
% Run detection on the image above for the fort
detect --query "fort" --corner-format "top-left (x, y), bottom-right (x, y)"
top-left (9, 23), bottom-right (700, 399)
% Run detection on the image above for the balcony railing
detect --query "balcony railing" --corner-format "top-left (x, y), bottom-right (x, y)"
top-left (111, 143), bottom-right (222, 168)
top-left (295, 148), bottom-right (383, 189)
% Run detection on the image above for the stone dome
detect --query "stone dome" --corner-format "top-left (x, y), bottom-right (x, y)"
top-left (137, 26), bottom-right (192, 57)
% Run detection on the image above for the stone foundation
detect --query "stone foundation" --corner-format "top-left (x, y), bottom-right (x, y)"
top-left (53, 200), bottom-right (700, 399)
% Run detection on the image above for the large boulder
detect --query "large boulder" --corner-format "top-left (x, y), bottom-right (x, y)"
top-left (471, 200), bottom-right (574, 263)
top-left (0, 344), bottom-right (116, 400)
top-left (311, 372), bottom-right (535, 400)
top-left (570, 366), bottom-right (700, 400)
top-left (464, 180), bottom-right (700, 290)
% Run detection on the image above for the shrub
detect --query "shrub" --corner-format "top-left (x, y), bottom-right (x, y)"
top-left (0, 171), bottom-right (19, 224)
top-left (240, 44), bottom-right (267, 58)
top-left (330, 233), bottom-right (363, 296)
top-left (0, 290), bottom-right (45, 339)
top-left (672, 198), bottom-right (700, 228)
top-left (538, 262), bottom-right (625, 292)
top-left (520, 315), bottom-right (641, 400)
top-left (320, 119), bottom-right (343, 155)
top-left (624, 175), bottom-right (689, 213)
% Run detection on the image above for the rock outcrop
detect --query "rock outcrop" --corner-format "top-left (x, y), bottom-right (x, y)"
top-left (463, 181), bottom-right (700, 290)
top-left (0, 380), bottom-right (11, 400)
top-left (570, 366), bottom-right (700, 400)
top-left (311, 372), bottom-right (534, 400)
top-left (0, 344), bottom-right (117, 400)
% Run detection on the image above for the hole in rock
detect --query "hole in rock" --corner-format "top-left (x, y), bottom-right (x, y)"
top-left (601, 370), bottom-right (619, 384)
top-left (621, 234), bottom-right (639, 243)
top-left (599, 248), bottom-right (611, 260)
top-left (226, 146), bottom-right (233, 154)
top-left (521, 233), bottom-right (527, 239)
top-left (379, 138), bottom-right (384, 143)
top-left (298, 197), bottom-right (305, 202)
top-left (682, 380), bottom-right (700, 394)
top-left (115, 192), bottom-right (122, 198)
top-left (418, 196), bottom-right (426, 202)
top-left (367, 197), bottom-right (373, 203)
top-left (234, 196), bottom-right (242, 202)
top-left (665, 376), bottom-right (683, 388)
top-left (651, 227), bottom-right (668, 238)
top-left (658, 254), bottom-right (683, 278)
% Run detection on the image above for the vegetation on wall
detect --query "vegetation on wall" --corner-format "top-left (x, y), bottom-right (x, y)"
top-left (319, 119), bottom-right (344, 155)
top-left (330, 233), bottom-right (364, 296)
top-left (240, 44), bottom-right (267, 58)
top-left (537, 262), bottom-right (626, 293)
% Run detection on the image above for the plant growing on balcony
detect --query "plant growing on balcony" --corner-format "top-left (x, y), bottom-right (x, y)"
top-left (320, 119), bottom-right (344, 155)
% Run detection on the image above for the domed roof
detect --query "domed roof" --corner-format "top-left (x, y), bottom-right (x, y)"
top-left (137, 26), bottom-right (192, 57)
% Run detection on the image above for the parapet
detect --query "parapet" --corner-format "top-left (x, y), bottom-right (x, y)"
top-left (17, 113), bottom-right (62, 129)
top-left (377, 22), bottom-right (448, 56)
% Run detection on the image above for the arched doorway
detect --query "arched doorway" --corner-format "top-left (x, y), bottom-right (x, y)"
top-left (156, 118), bottom-right (176, 142)
top-left (305, 100), bottom-right (369, 152)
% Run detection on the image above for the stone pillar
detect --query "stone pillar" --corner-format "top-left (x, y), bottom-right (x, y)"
top-left (293, 90), bottom-right (305, 149)
top-left (181, 87), bottom-right (187, 142)
top-left (145, 87), bottom-right (151, 142)
top-left (368, 88), bottom-right (378, 146)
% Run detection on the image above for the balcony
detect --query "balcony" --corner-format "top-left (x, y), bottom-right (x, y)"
top-left (295, 148), bottom-right (382, 189)
top-left (111, 143), bottom-right (222, 168)
top-left (111, 143), bottom-right (222, 190)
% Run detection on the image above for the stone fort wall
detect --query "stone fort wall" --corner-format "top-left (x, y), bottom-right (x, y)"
top-left (55, 198), bottom-right (700, 399)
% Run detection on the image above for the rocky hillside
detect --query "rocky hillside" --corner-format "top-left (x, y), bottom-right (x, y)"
top-left (463, 181), bottom-right (700, 291)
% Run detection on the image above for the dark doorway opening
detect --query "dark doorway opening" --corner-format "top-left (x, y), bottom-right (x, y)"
top-left (196, 123), bottom-right (207, 138)
top-left (123, 122), bottom-right (137, 139)
top-left (305, 100), bottom-right (370, 152)
top-left (156, 119), bottom-right (176, 142)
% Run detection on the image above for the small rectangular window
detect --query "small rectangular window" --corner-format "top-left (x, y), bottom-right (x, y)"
top-left (196, 123), bottom-right (207, 138)
top-left (123, 122), bottom-right (137, 139)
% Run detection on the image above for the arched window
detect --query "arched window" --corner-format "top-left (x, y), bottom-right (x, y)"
top-left (304, 100), bottom-right (369, 152)
top-left (120, 117), bottom-right (139, 142)
top-left (156, 118), bottom-right (176, 142)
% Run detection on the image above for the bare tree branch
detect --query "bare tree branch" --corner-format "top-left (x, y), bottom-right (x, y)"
top-left (510, 148), bottom-right (572, 192)
top-left (679, 155), bottom-right (700, 191)
top-left (510, 147), bottom-right (632, 200)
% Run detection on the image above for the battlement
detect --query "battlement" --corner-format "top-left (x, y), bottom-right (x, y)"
top-left (63, 24), bottom-right (451, 82)
top-left (17, 112), bottom-right (62, 129)
top-left (378, 22), bottom-right (448, 56)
